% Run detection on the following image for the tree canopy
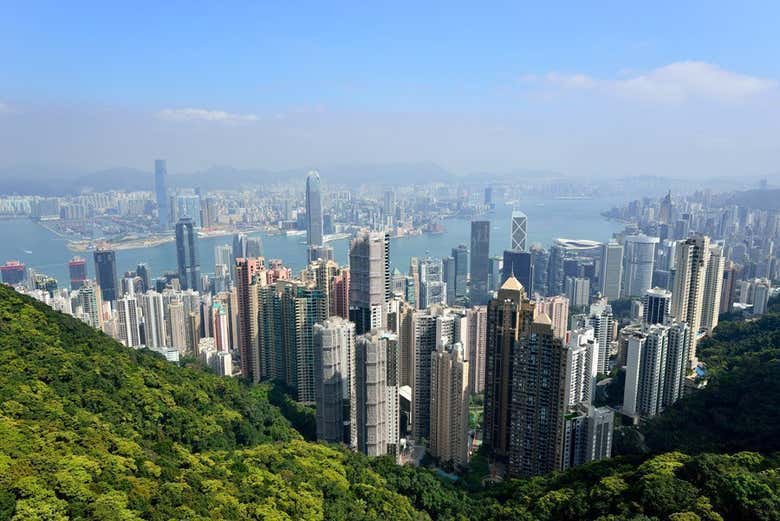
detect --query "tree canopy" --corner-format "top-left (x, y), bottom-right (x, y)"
top-left (0, 284), bottom-right (778, 520)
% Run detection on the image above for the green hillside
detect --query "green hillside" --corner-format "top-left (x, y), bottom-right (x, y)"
top-left (0, 284), bottom-right (778, 520)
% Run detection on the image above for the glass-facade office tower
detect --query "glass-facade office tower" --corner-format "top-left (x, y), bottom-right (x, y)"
top-left (510, 210), bottom-right (528, 252)
top-left (175, 217), bottom-right (201, 291)
top-left (470, 221), bottom-right (490, 305)
top-left (93, 248), bottom-right (118, 302)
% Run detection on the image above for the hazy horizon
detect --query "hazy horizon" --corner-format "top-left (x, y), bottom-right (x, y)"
top-left (2, 3), bottom-right (779, 180)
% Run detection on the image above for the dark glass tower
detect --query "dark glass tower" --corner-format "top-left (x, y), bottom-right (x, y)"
top-left (155, 159), bottom-right (169, 229)
top-left (176, 217), bottom-right (201, 291)
top-left (469, 221), bottom-right (490, 305)
top-left (93, 248), bottom-right (118, 302)
top-left (501, 250), bottom-right (533, 294)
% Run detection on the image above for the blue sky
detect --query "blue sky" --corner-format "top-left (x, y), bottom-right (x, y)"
top-left (1, 2), bottom-right (779, 177)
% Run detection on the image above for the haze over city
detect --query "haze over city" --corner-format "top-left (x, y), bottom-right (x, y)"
top-left (2, 2), bottom-right (779, 180)
top-left (1, 4), bottom-right (779, 520)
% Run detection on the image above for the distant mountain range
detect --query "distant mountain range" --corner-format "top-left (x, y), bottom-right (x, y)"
top-left (0, 162), bottom-right (770, 196)
top-left (0, 162), bottom-right (454, 195)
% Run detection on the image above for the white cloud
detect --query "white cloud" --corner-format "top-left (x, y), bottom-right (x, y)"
top-left (0, 102), bottom-right (11, 113)
top-left (157, 107), bottom-right (259, 122)
top-left (522, 62), bottom-right (777, 103)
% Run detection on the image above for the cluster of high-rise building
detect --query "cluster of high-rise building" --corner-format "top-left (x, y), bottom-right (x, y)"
top-left (6, 175), bottom-right (778, 481)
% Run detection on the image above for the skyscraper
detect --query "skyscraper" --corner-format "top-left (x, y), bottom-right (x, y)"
top-left (93, 248), bottom-right (118, 302)
top-left (483, 276), bottom-right (535, 462)
top-left (623, 322), bottom-right (689, 418)
top-left (563, 327), bottom-right (598, 407)
top-left (410, 306), bottom-right (463, 441)
top-left (314, 317), bottom-right (357, 448)
top-left (622, 234), bottom-right (660, 297)
top-left (451, 244), bottom-right (469, 304)
top-left (235, 258), bottom-right (263, 382)
top-left (139, 291), bottom-right (166, 348)
top-left (599, 241), bottom-right (623, 300)
top-left (232, 233), bottom-right (247, 261)
top-left (508, 312), bottom-right (567, 477)
top-left (470, 220), bottom-right (490, 305)
top-left (466, 306), bottom-right (487, 394)
top-left (533, 295), bottom-right (569, 340)
top-left (175, 218), bottom-right (201, 291)
top-left (116, 294), bottom-right (141, 347)
top-left (306, 170), bottom-right (324, 247)
top-left (501, 250), bottom-right (533, 293)
top-left (644, 287), bottom-right (672, 325)
top-left (671, 235), bottom-right (710, 361)
top-left (355, 331), bottom-right (399, 457)
top-left (700, 244), bottom-right (725, 334)
top-left (430, 342), bottom-right (470, 467)
top-left (68, 256), bottom-right (88, 290)
top-left (154, 159), bottom-right (169, 229)
top-left (349, 231), bottom-right (389, 334)
top-left (510, 210), bottom-right (528, 252)
top-left (419, 256), bottom-right (446, 309)
top-left (246, 237), bottom-right (263, 258)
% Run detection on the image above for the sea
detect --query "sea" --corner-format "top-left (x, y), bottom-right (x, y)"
top-left (0, 195), bottom-right (626, 286)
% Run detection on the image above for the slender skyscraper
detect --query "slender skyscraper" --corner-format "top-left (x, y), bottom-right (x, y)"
top-left (349, 231), bottom-right (389, 334)
top-left (483, 276), bottom-right (535, 462)
top-left (306, 170), bottom-right (324, 247)
top-left (700, 245), bottom-right (725, 334)
top-left (154, 159), bottom-right (169, 229)
top-left (510, 210), bottom-right (528, 252)
top-left (430, 342), bottom-right (470, 467)
top-left (671, 235), bottom-right (710, 362)
top-left (451, 244), bottom-right (469, 304)
top-left (93, 248), bottom-right (118, 302)
top-left (175, 218), bottom-right (201, 291)
top-left (355, 331), bottom-right (399, 457)
top-left (599, 241), bottom-right (623, 300)
top-left (470, 221), bottom-right (490, 305)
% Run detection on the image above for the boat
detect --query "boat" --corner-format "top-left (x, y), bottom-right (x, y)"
top-left (23, 250), bottom-right (32, 254)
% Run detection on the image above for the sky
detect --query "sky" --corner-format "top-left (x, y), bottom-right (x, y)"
top-left (1, 2), bottom-right (779, 179)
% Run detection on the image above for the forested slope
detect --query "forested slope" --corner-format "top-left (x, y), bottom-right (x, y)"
top-left (0, 285), bottom-right (778, 520)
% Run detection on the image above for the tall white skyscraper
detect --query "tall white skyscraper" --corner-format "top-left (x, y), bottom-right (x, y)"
top-left (116, 295), bottom-right (141, 347)
top-left (139, 291), bottom-right (166, 348)
top-left (599, 241), bottom-right (623, 300)
top-left (564, 327), bottom-right (598, 407)
top-left (622, 322), bottom-right (689, 418)
top-left (671, 235), bottom-right (710, 362)
top-left (700, 245), bottom-right (725, 334)
top-left (355, 331), bottom-right (399, 458)
top-left (349, 231), bottom-right (390, 335)
top-left (622, 234), bottom-right (659, 297)
top-left (313, 317), bottom-right (357, 448)
top-left (510, 210), bottom-right (528, 252)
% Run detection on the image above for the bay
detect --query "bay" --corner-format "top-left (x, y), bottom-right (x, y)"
top-left (0, 195), bottom-right (625, 287)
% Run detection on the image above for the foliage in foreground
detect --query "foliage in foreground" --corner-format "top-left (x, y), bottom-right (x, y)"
top-left (0, 285), bottom-right (779, 520)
